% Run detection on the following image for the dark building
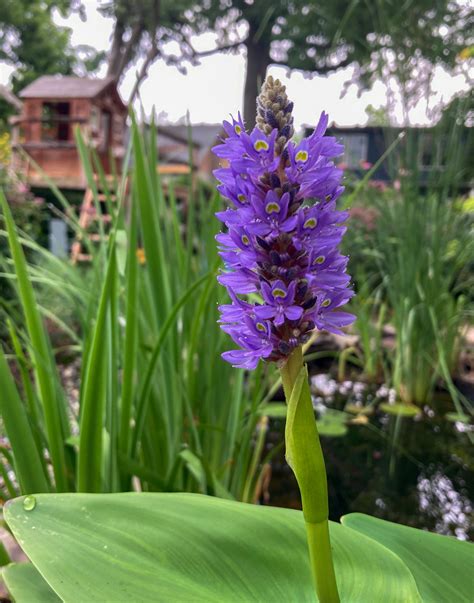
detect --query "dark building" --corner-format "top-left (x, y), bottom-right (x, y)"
top-left (305, 125), bottom-right (473, 191)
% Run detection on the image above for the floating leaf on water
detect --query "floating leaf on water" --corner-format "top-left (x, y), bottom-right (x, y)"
top-left (345, 403), bottom-right (374, 416)
top-left (350, 414), bottom-right (369, 425)
top-left (380, 403), bottom-right (420, 417)
top-left (317, 420), bottom-right (348, 437)
top-left (324, 408), bottom-right (351, 421)
top-left (445, 412), bottom-right (471, 424)
top-left (258, 403), bottom-right (287, 418)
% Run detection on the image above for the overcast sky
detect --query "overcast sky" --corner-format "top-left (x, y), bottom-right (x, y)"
top-left (1, 0), bottom-right (470, 129)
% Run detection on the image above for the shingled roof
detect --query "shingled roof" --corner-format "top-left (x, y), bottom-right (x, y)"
top-left (19, 76), bottom-right (116, 100)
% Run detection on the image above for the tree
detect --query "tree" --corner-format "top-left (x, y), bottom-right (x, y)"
top-left (0, 1), bottom-right (82, 93)
top-left (183, 0), bottom-right (473, 127)
top-left (99, 0), bottom-right (196, 100)
top-left (97, 1), bottom-right (472, 127)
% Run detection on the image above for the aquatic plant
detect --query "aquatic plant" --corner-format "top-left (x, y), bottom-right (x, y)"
top-left (1, 81), bottom-right (472, 603)
top-left (213, 75), bottom-right (355, 601)
top-left (214, 76), bottom-right (354, 371)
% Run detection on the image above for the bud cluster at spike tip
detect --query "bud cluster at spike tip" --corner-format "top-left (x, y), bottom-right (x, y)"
top-left (213, 77), bottom-right (355, 370)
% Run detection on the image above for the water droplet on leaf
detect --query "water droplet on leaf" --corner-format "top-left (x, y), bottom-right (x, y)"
top-left (23, 496), bottom-right (36, 512)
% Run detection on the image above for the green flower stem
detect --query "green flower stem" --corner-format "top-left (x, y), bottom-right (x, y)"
top-left (280, 346), bottom-right (340, 602)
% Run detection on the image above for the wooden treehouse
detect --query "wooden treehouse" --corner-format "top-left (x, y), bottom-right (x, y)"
top-left (11, 75), bottom-right (127, 189)
top-left (9, 75), bottom-right (195, 264)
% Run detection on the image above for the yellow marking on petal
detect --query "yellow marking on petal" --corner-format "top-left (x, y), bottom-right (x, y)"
top-left (256, 322), bottom-right (266, 332)
top-left (325, 194), bottom-right (332, 201)
top-left (314, 255), bottom-right (325, 265)
top-left (241, 235), bottom-right (250, 245)
top-left (295, 150), bottom-right (308, 162)
top-left (322, 298), bottom-right (331, 307)
top-left (304, 217), bottom-right (318, 229)
top-left (272, 288), bottom-right (286, 298)
top-left (234, 124), bottom-right (242, 135)
top-left (254, 140), bottom-right (269, 152)
top-left (237, 193), bottom-right (247, 202)
top-left (265, 202), bottom-right (280, 214)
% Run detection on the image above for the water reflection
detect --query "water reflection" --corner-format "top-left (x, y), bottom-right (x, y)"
top-left (265, 373), bottom-right (473, 541)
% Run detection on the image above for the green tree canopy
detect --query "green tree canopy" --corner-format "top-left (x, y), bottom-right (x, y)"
top-left (0, 1), bottom-right (81, 93)
top-left (96, 1), bottom-right (472, 126)
top-left (183, 0), bottom-right (472, 126)
top-left (99, 0), bottom-right (195, 100)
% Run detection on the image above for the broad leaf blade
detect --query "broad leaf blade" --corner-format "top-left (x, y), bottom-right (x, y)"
top-left (4, 493), bottom-right (420, 602)
top-left (342, 513), bottom-right (474, 602)
top-left (3, 563), bottom-right (60, 602)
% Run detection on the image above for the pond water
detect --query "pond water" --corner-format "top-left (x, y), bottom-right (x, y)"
top-left (265, 372), bottom-right (474, 541)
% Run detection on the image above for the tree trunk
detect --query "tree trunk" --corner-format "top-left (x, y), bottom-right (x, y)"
top-left (243, 37), bottom-right (271, 130)
top-left (107, 19), bottom-right (125, 78)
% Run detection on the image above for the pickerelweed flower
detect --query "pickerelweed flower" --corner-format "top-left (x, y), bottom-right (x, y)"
top-left (214, 76), bottom-right (355, 370)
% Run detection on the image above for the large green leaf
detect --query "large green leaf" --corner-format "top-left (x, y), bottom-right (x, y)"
top-left (4, 493), bottom-right (420, 602)
top-left (342, 513), bottom-right (474, 603)
top-left (2, 563), bottom-right (60, 602)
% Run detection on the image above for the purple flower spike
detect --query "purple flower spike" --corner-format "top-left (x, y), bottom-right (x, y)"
top-left (214, 77), bottom-right (355, 369)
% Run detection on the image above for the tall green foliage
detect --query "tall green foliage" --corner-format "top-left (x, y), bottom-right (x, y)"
top-left (0, 122), bottom-right (271, 500)
top-left (0, 1), bottom-right (77, 93)
top-left (346, 110), bottom-right (473, 412)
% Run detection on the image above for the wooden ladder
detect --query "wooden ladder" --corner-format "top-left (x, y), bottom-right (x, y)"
top-left (70, 179), bottom-right (117, 264)
top-left (70, 167), bottom-right (188, 264)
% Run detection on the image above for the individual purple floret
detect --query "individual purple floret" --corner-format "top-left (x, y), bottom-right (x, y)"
top-left (214, 77), bottom-right (355, 369)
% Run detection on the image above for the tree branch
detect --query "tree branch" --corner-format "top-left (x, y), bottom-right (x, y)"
top-left (188, 41), bottom-right (244, 60)
top-left (268, 56), bottom-right (353, 74)
top-left (128, 41), bottom-right (160, 103)
top-left (314, 57), bottom-right (353, 73)
top-left (115, 21), bottom-right (145, 79)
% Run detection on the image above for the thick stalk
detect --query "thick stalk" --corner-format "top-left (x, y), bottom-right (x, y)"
top-left (280, 347), bottom-right (340, 602)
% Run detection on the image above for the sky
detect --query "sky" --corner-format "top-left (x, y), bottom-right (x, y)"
top-left (0, 0), bottom-right (471, 130)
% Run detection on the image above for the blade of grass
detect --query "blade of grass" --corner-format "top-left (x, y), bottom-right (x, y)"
top-left (131, 115), bottom-right (171, 319)
top-left (0, 457), bottom-right (19, 500)
top-left (6, 318), bottom-right (40, 428)
top-left (77, 235), bottom-right (117, 493)
top-left (119, 201), bottom-right (138, 461)
top-left (131, 271), bottom-right (214, 458)
top-left (0, 345), bottom-right (50, 493)
top-left (0, 190), bottom-right (69, 492)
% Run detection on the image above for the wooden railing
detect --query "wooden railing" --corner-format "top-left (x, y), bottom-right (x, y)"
top-left (10, 115), bottom-right (88, 147)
